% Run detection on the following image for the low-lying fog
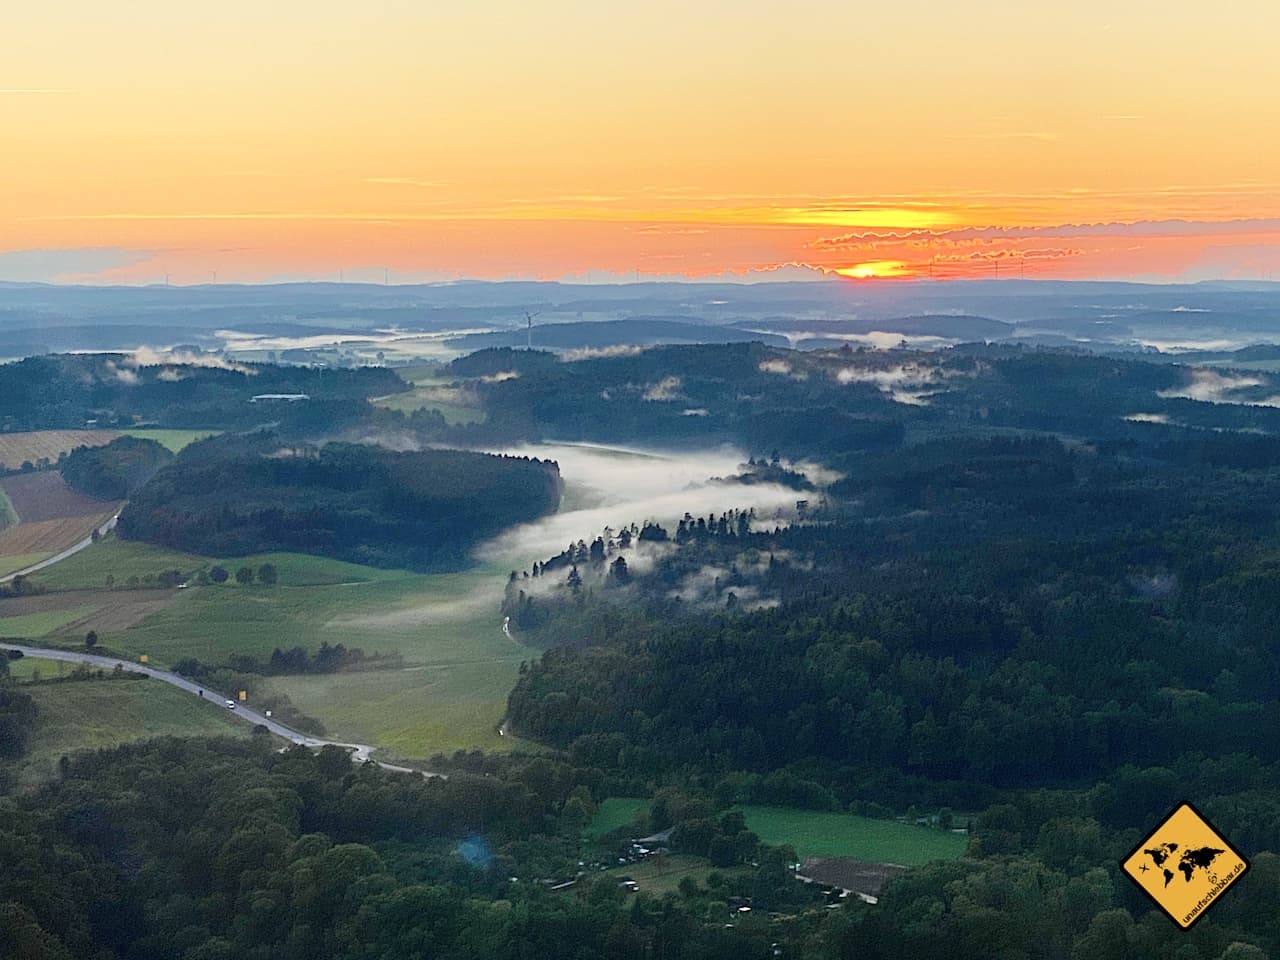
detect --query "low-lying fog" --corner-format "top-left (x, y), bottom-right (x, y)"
top-left (474, 442), bottom-right (807, 568)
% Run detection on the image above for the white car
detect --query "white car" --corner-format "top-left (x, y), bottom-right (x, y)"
top-left (225, 699), bottom-right (237, 710)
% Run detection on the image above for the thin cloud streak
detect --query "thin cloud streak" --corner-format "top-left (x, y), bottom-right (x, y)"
top-left (809, 218), bottom-right (1280, 248)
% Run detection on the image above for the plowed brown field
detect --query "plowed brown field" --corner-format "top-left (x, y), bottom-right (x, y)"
top-left (0, 472), bottom-right (118, 523)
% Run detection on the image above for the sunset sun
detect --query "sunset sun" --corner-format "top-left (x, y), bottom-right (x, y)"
top-left (834, 260), bottom-right (912, 279)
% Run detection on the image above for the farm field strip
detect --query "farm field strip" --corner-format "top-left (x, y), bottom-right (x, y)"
top-left (0, 430), bottom-right (122, 469)
top-left (585, 800), bottom-right (967, 866)
top-left (0, 589), bottom-right (178, 639)
top-left (0, 429), bottom-right (215, 470)
top-left (0, 553), bottom-right (51, 577)
top-left (0, 471), bottom-right (119, 523)
top-left (31, 537), bottom-right (409, 592)
top-left (734, 805), bottom-right (967, 865)
top-left (0, 510), bottom-right (117, 558)
top-left (0, 608), bottom-right (93, 638)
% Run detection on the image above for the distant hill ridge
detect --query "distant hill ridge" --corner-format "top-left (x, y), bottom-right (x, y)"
top-left (731, 314), bottom-right (1014, 340)
top-left (446, 318), bottom-right (789, 351)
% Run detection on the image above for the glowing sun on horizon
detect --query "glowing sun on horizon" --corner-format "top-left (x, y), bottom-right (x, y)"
top-left (835, 260), bottom-right (911, 279)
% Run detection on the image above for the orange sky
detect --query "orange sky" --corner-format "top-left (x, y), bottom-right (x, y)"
top-left (3, 1), bottom-right (1280, 283)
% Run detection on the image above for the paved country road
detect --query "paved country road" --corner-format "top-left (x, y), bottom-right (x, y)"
top-left (0, 513), bottom-right (120, 584)
top-left (0, 642), bottom-right (440, 778)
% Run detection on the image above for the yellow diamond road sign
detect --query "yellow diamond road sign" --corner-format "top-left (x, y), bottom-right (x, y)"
top-left (1122, 802), bottom-right (1248, 930)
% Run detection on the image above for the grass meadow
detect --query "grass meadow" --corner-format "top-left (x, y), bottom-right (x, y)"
top-left (10, 537), bottom-right (528, 761)
top-left (735, 805), bottom-right (967, 865)
top-left (584, 797), bottom-right (651, 840)
top-left (11, 677), bottom-right (248, 788)
top-left (584, 800), bottom-right (967, 867)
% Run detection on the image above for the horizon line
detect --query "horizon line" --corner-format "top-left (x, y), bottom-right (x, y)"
top-left (5, 276), bottom-right (1280, 291)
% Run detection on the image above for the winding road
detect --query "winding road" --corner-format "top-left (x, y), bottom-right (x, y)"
top-left (0, 641), bottom-right (440, 777)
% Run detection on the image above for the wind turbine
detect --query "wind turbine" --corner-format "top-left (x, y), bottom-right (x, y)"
top-left (524, 311), bottom-right (540, 349)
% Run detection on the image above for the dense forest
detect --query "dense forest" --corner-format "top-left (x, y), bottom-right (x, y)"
top-left (118, 433), bottom-right (563, 570)
top-left (448, 344), bottom-right (909, 457)
top-left (492, 418), bottom-right (1280, 955)
top-left (509, 428), bottom-right (1280, 799)
top-left (61, 436), bottom-right (174, 500)
top-left (442, 342), bottom-right (1280, 464)
top-left (0, 736), bottom-right (855, 960)
top-left (0, 354), bottom-right (405, 434)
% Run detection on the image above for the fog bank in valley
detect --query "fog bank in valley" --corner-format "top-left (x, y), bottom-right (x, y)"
top-left (474, 442), bottom-right (806, 567)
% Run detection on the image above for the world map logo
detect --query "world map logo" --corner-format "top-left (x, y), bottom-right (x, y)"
top-left (1141, 842), bottom-right (1226, 887)
top-left (1122, 803), bottom-right (1248, 930)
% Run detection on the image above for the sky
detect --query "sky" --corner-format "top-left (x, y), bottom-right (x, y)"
top-left (3, 0), bottom-right (1280, 284)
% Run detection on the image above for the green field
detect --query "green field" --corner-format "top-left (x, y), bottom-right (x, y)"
top-left (31, 536), bottom-right (405, 592)
top-left (121, 428), bottom-right (220, 452)
top-left (585, 797), bottom-right (651, 840)
top-left (736, 806), bottom-right (967, 866)
top-left (18, 535), bottom-right (528, 760)
top-left (0, 608), bottom-right (91, 638)
top-left (583, 800), bottom-right (966, 866)
top-left (3, 656), bottom-right (72, 682)
top-left (98, 566), bottom-right (497, 658)
top-left (9, 677), bottom-right (249, 789)
top-left (269, 656), bottom-right (525, 757)
top-left (150, 568), bottom-right (522, 758)
top-left (0, 552), bottom-right (51, 577)
top-left (372, 367), bottom-right (484, 422)
top-left (30, 538), bottom-right (211, 592)
top-left (373, 389), bottom-right (485, 424)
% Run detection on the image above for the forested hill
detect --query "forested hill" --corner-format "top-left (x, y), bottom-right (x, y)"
top-left (446, 317), bottom-right (790, 351)
top-left (61, 436), bottom-right (174, 500)
top-left (118, 433), bottom-right (562, 570)
top-left (0, 353), bottom-right (405, 433)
